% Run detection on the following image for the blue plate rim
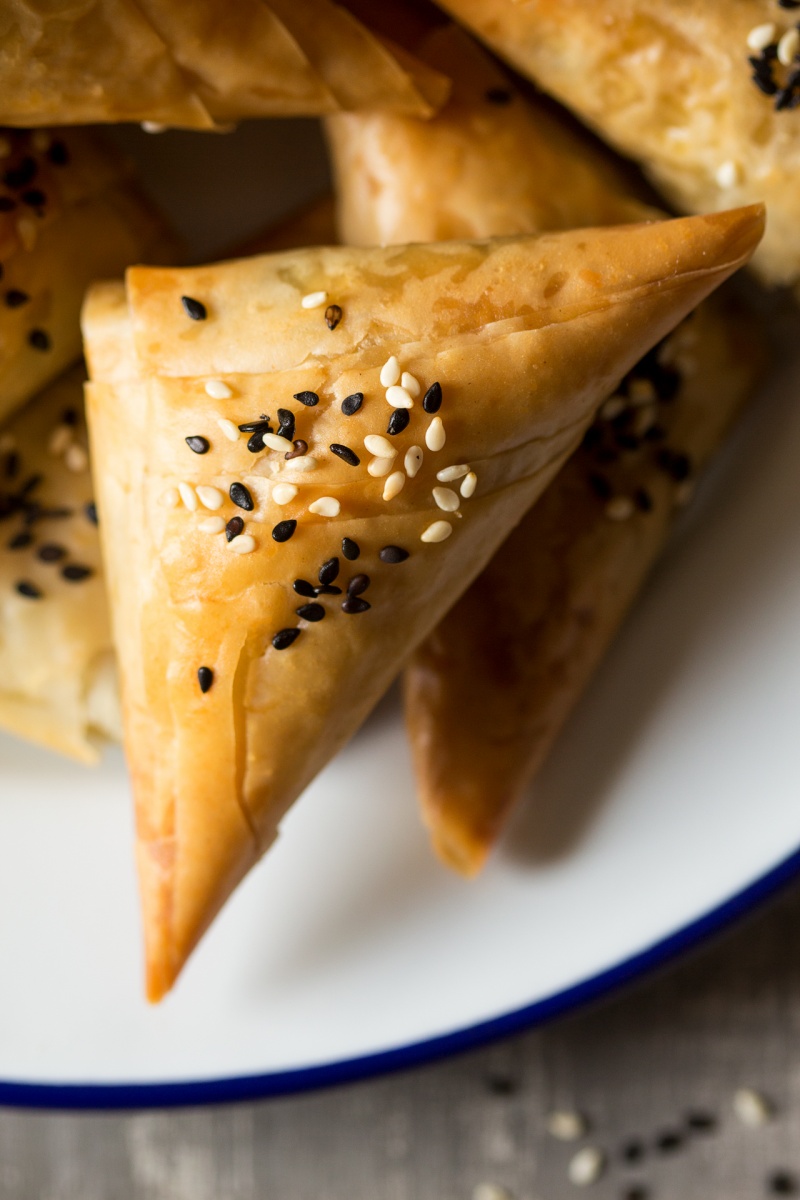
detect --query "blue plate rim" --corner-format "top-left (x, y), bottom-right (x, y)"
top-left (3, 842), bottom-right (798, 1111)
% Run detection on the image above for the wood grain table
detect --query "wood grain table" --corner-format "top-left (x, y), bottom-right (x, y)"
top-left (2, 875), bottom-right (799, 1200)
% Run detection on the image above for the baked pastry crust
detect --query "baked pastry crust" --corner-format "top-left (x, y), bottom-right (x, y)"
top-left (0, 0), bottom-right (449, 128)
top-left (0, 366), bottom-right (120, 762)
top-left (0, 127), bottom-right (175, 426)
top-left (435, 0), bottom-right (800, 285)
top-left (81, 211), bottom-right (762, 998)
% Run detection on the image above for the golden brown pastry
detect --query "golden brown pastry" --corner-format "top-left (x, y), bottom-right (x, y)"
top-left (434, 0), bottom-right (800, 285)
top-left (0, 127), bottom-right (175, 425)
top-left (0, 0), bottom-right (448, 129)
top-left (0, 366), bottom-right (120, 762)
top-left (83, 209), bottom-right (763, 999)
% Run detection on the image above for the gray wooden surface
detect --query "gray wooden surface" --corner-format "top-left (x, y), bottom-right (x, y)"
top-left (2, 878), bottom-right (800, 1199)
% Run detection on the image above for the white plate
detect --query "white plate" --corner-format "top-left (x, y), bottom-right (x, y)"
top-left (2, 123), bottom-right (800, 1108)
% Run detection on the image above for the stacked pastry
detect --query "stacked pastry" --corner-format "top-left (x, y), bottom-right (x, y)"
top-left (0, 1), bottom-right (782, 1000)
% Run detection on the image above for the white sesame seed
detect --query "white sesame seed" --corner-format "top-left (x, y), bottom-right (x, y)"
top-left (309, 496), bottom-right (340, 517)
top-left (747, 22), bottom-right (776, 51)
top-left (383, 471), bottom-right (405, 501)
top-left (405, 445), bottom-right (423, 478)
top-left (425, 416), bottom-right (446, 452)
top-left (217, 418), bottom-right (240, 442)
top-left (715, 159), bottom-right (742, 189)
top-left (196, 485), bottom-right (225, 510)
top-left (472, 1185), bottom-right (514, 1200)
top-left (779, 26), bottom-right (800, 64)
top-left (161, 487), bottom-right (180, 509)
top-left (178, 482), bottom-right (198, 511)
top-left (421, 520), bottom-right (452, 543)
top-left (48, 425), bottom-right (73, 457)
top-left (301, 290), bottom-right (328, 309)
top-left (733, 1088), bottom-right (772, 1127)
top-left (65, 444), bottom-right (88, 473)
top-left (600, 395), bottom-right (625, 421)
top-left (436, 464), bottom-right (469, 482)
top-left (628, 378), bottom-right (657, 406)
top-left (198, 516), bottom-right (226, 534)
top-left (433, 486), bottom-right (460, 512)
top-left (364, 434), bottom-right (396, 458)
top-left (17, 216), bottom-right (37, 250)
top-left (386, 385), bottom-right (414, 409)
top-left (674, 479), bottom-right (695, 508)
top-left (461, 471), bottom-right (477, 498)
top-left (228, 534), bottom-right (257, 554)
top-left (380, 355), bottom-right (401, 387)
top-left (568, 1146), bottom-right (606, 1187)
top-left (605, 496), bottom-right (635, 521)
top-left (368, 456), bottom-right (394, 477)
top-left (545, 1110), bottom-right (587, 1141)
top-left (0, 136), bottom-right (11, 159)
top-left (263, 432), bottom-right (291, 452)
top-left (285, 456), bottom-right (318, 472)
top-left (205, 379), bottom-right (233, 400)
top-left (31, 131), bottom-right (51, 153)
top-left (401, 372), bottom-right (421, 397)
top-left (633, 405), bottom-right (657, 436)
top-left (271, 483), bottom-right (298, 505)
top-left (141, 121), bottom-right (167, 133)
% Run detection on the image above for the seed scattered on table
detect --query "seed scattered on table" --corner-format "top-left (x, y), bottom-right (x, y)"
top-left (545, 1110), bottom-right (587, 1141)
top-left (568, 1146), bottom-right (606, 1187)
top-left (733, 1087), bottom-right (772, 1127)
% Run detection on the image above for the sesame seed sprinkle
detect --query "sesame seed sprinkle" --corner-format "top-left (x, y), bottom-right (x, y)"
top-left (715, 160), bottom-right (742, 189)
top-left (15, 580), bottom-right (42, 599)
top-left (380, 356), bottom-right (401, 387)
top-left (379, 545), bottom-right (408, 563)
top-left (342, 596), bottom-right (370, 614)
top-left (301, 290), bottom-right (327, 309)
top-left (368, 457), bottom-right (394, 477)
top-left (64, 444), bottom-right (87, 473)
top-left (437, 464), bottom-right (469, 483)
top-left (568, 1146), bottom-right (606, 1187)
top-left (178, 482), bottom-right (198, 511)
top-left (272, 519), bottom-right (297, 542)
top-left (383, 471), bottom-right (405, 501)
top-left (62, 564), bottom-right (93, 582)
top-left (48, 425), bottom-right (72, 457)
top-left (425, 416), bottom-right (446, 452)
top-left (273, 628), bottom-right (301, 650)
top-left (330, 443), bottom-right (360, 466)
top-left (386, 385), bottom-right (414, 409)
top-left (205, 379), bottom-right (232, 400)
top-left (341, 392), bottom-right (363, 416)
top-left (422, 382), bottom-right (442, 413)
top-left (605, 496), bottom-right (635, 521)
top-left (181, 295), bottom-right (207, 321)
top-left (779, 27), bottom-right (800, 65)
top-left (747, 22), bottom-right (777, 51)
top-left (272, 483), bottom-right (298, 505)
top-left (5, 288), bottom-right (29, 308)
top-left (225, 516), bottom-right (244, 541)
top-left (293, 391), bottom-right (319, 407)
top-left (342, 537), bottom-right (360, 560)
top-left (364, 434), bottom-right (396, 458)
top-left (421, 520), bottom-right (452, 543)
top-left (28, 329), bottom-right (51, 351)
top-left (296, 602), bottom-right (325, 622)
top-left (545, 1110), bottom-right (587, 1141)
top-left (460, 472), bottom-right (478, 498)
top-left (199, 516), bottom-right (226, 534)
top-left (217, 418), bottom-right (240, 442)
top-left (433, 486), bottom-right (459, 512)
top-left (277, 409), bottom-right (296, 440)
top-left (405, 446), bottom-right (423, 477)
top-left (319, 557), bottom-right (340, 585)
top-left (325, 304), bottom-right (342, 330)
top-left (309, 496), bottom-right (340, 517)
top-left (387, 409), bottom-right (410, 436)
top-left (263, 431), bottom-right (291, 453)
top-left (162, 487), bottom-right (180, 508)
top-left (228, 534), bottom-right (256, 554)
top-left (229, 482), bottom-right (254, 510)
top-left (37, 543), bottom-right (65, 563)
top-left (401, 372), bottom-right (421, 397)
top-left (294, 579), bottom-right (316, 597)
top-left (197, 666), bottom-right (213, 693)
top-left (196, 485), bottom-right (225, 510)
top-left (185, 435), bottom-right (210, 455)
top-left (285, 440), bottom-right (309, 460)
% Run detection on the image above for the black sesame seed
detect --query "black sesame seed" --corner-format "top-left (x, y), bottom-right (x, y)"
top-left (4, 157), bottom-right (37, 190)
top-left (645, 423), bottom-right (666, 443)
top-left (277, 408), bottom-right (295, 440)
top-left (342, 596), bottom-right (370, 614)
top-left (342, 537), bottom-right (360, 561)
top-left (616, 433), bottom-right (641, 452)
top-left (5, 288), bottom-right (29, 308)
top-left (485, 1075), bottom-right (518, 1097)
top-left (273, 627), bottom-right (301, 650)
top-left (3, 451), bottom-right (19, 480)
top-left (655, 1131), bottom-right (682, 1154)
top-left (752, 69), bottom-right (780, 96)
top-left (15, 580), bottom-right (42, 599)
top-left (325, 304), bottom-right (343, 330)
top-left (237, 417), bottom-right (273, 433)
top-left (589, 472), bottom-right (613, 501)
top-left (341, 392), bottom-right (363, 416)
top-left (21, 188), bottom-right (45, 209)
top-left (293, 390), bottom-right (319, 407)
top-left (330, 443), bottom-right (360, 466)
top-left (776, 68), bottom-right (800, 110)
top-left (230, 482), bottom-right (254, 511)
top-left (296, 602), bottom-right (325, 622)
top-left (85, 501), bottom-right (98, 526)
top-left (485, 86), bottom-right (513, 104)
top-left (769, 1170), bottom-right (798, 1194)
top-left (181, 295), bottom-right (207, 321)
top-left (28, 329), bottom-right (50, 351)
top-left (379, 545), bottom-right (409, 564)
top-left (185, 435), bottom-right (210, 455)
top-left (779, 1), bottom-right (800, 9)
top-left (37, 542), bottom-right (66, 563)
top-left (314, 584), bottom-right (342, 596)
top-left (685, 1111), bottom-right (716, 1134)
top-left (0, 197), bottom-right (17, 212)
top-left (318, 556), bottom-right (340, 585)
top-left (656, 449), bottom-right (692, 482)
top-left (582, 425), bottom-right (603, 451)
top-left (197, 666), bottom-right (213, 694)
top-left (285, 439), bottom-right (308, 460)
top-left (595, 447), bottom-right (619, 465)
top-left (225, 516), bottom-right (244, 542)
top-left (47, 140), bottom-right (69, 166)
top-left (62, 564), bottom-right (93, 582)
top-left (634, 487), bottom-right (654, 513)
top-left (347, 573), bottom-right (370, 596)
top-left (272, 519), bottom-right (297, 543)
top-left (621, 1140), bottom-right (645, 1165)
top-left (27, 505), bottom-right (71, 523)
top-left (61, 408), bottom-right (78, 427)
top-left (387, 409), bottom-right (410, 436)
top-left (8, 531), bottom-right (32, 550)
top-left (622, 1187), bottom-right (650, 1200)
top-left (0, 493), bottom-right (18, 521)
top-left (293, 578), bottom-right (316, 598)
top-left (422, 381), bottom-right (442, 413)
top-left (18, 474), bottom-right (41, 497)
top-left (247, 431), bottom-right (265, 453)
